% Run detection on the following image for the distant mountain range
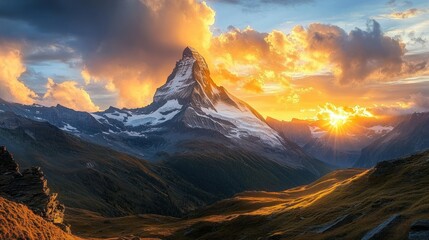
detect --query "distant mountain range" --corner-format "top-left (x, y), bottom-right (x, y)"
top-left (267, 113), bottom-right (428, 167)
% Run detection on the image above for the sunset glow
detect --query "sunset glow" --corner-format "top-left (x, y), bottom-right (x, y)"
top-left (0, 0), bottom-right (427, 120)
top-left (317, 103), bottom-right (374, 129)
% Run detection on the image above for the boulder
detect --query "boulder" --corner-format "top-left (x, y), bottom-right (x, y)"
top-left (408, 219), bottom-right (429, 240)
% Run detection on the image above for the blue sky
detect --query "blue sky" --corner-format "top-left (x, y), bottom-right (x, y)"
top-left (210, 0), bottom-right (427, 31)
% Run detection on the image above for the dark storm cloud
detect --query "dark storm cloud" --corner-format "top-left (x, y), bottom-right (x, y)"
top-left (0, 0), bottom-right (195, 67)
top-left (0, 0), bottom-right (149, 61)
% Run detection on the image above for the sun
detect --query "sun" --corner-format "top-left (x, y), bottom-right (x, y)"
top-left (328, 112), bottom-right (349, 128)
top-left (317, 103), bottom-right (375, 131)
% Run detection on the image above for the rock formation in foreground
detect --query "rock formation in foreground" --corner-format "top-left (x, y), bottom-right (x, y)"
top-left (0, 146), bottom-right (69, 232)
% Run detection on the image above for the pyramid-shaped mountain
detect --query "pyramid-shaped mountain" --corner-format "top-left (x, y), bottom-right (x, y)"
top-left (0, 47), bottom-right (328, 174)
top-left (87, 48), bottom-right (321, 169)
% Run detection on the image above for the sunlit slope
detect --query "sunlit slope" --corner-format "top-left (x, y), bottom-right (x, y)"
top-left (172, 150), bottom-right (429, 240)
top-left (0, 196), bottom-right (77, 240)
top-left (69, 150), bottom-right (429, 239)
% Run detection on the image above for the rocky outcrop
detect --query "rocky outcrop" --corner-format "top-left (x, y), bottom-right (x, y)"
top-left (0, 146), bottom-right (69, 232)
top-left (361, 214), bottom-right (402, 240)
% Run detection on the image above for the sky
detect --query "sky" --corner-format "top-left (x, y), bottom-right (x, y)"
top-left (0, 0), bottom-right (428, 120)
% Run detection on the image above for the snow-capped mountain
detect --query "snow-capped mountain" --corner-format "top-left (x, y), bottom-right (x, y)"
top-left (0, 47), bottom-right (326, 174)
top-left (89, 47), bottom-right (318, 168)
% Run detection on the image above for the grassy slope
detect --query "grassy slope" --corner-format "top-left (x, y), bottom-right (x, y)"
top-left (68, 150), bottom-right (429, 239)
top-left (0, 196), bottom-right (77, 240)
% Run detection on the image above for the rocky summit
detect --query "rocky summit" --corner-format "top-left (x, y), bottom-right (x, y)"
top-left (0, 146), bottom-right (69, 232)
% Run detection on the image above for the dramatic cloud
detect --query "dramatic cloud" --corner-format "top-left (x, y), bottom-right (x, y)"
top-left (209, 20), bottom-right (417, 94)
top-left (84, 0), bottom-right (215, 107)
top-left (0, 43), bottom-right (98, 111)
top-left (41, 78), bottom-right (100, 112)
top-left (0, 0), bottom-right (215, 108)
top-left (305, 20), bottom-right (406, 84)
top-left (0, 0), bottom-right (427, 119)
top-left (0, 43), bottom-right (37, 104)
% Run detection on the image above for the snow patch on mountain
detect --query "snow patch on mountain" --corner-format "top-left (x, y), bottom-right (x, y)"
top-left (60, 123), bottom-right (79, 133)
top-left (201, 102), bottom-right (284, 148)
top-left (123, 131), bottom-right (146, 137)
top-left (125, 99), bottom-right (182, 127)
top-left (90, 113), bottom-right (106, 123)
top-left (368, 125), bottom-right (394, 134)
top-left (104, 111), bottom-right (128, 122)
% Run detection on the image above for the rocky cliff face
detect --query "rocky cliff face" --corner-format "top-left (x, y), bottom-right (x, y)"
top-left (0, 146), bottom-right (68, 232)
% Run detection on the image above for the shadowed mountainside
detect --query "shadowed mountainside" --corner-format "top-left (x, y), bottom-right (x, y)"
top-left (0, 111), bottom-right (329, 218)
top-left (356, 112), bottom-right (429, 167)
top-left (0, 112), bottom-right (213, 217)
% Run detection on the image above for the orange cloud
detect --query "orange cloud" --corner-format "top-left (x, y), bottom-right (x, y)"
top-left (41, 78), bottom-right (100, 112)
top-left (388, 8), bottom-right (423, 19)
top-left (202, 20), bottom-right (427, 120)
top-left (208, 19), bottom-right (416, 103)
top-left (0, 44), bottom-right (37, 104)
top-left (209, 27), bottom-right (296, 94)
top-left (0, 44), bottom-right (98, 111)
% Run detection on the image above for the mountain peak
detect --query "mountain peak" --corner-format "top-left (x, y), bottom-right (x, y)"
top-left (153, 47), bottom-right (216, 104)
top-left (182, 46), bottom-right (198, 58)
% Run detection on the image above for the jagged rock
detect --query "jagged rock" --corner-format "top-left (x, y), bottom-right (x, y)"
top-left (361, 214), bottom-right (401, 240)
top-left (408, 219), bottom-right (429, 240)
top-left (0, 146), bottom-right (68, 232)
top-left (0, 146), bottom-right (19, 175)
